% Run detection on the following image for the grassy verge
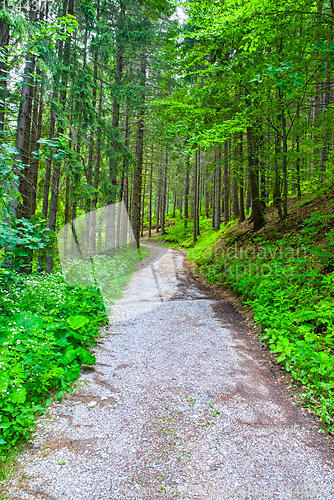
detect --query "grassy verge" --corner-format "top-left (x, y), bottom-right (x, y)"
top-left (160, 199), bottom-right (334, 432)
top-left (157, 215), bottom-right (237, 248)
top-left (0, 245), bottom-right (150, 466)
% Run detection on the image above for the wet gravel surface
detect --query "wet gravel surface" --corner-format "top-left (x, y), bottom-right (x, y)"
top-left (2, 245), bottom-right (334, 499)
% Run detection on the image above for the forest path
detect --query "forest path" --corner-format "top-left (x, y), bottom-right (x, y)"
top-left (4, 245), bottom-right (334, 500)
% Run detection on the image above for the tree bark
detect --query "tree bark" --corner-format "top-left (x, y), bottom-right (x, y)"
top-left (172, 194), bottom-right (177, 218)
top-left (148, 144), bottom-right (153, 237)
top-left (156, 146), bottom-right (163, 234)
top-left (184, 157), bottom-right (190, 228)
top-left (193, 151), bottom-right (198, 243)
top-left (247, 126), bottom-right (264, 230)
top-left (232, 178), bottom-right (239, 219)
top-left (197, 148), bottom-right (201, 226)
top-left (295, 106), bottom-right (302, 198)
top-left (319, 75), bottom-right (330, 179)
top-left (141, 160), bottom-right (148, 237)
top-left (239, 132), bottom-right (245, 222)
top-left (93, 81), bottom-right (103, 210)
top-left (122, 102), bottom-right (130, 222)
top-left (45, 0), bottom-right (74, 273)
top-left (131, 54), bottom-right (146, 248)
top-left (281, 107), bottom-right (288, 218)
top-left (0, 15), bottom-right (9, 132)
top-left (205, 167), bottom-right (209, 219)
top-left (30, 82), bottom-right (43, 217)
top-left (109, 1), bottom-right (124, 204)
top-left (213, 150), bottom-right (221, 231)
top-left (42, 88), bottom-right (57, 220)
top-left (223, 141), bottom-right (230, 223)
top-left (161, 147), bottom-right (168, 234)
top-left (16, 6), bottom-right (38, 219)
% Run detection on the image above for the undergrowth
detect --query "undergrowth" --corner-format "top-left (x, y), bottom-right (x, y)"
top-left (157, 216), bottom-right (238, 248)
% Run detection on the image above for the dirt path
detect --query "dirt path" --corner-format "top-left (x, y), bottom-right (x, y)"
top-left (3, 245), bottom-right (334, 500)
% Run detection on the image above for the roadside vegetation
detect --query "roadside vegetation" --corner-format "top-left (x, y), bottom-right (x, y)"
top-left (0, 271), bottom-right (105, 459)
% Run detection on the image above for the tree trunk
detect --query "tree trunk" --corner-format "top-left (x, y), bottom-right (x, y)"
top-left (123, 102), bottom-right (130, 224)
top-left (281, 107), bottom-right (288, 218)
top-left (184, 157), bottom-right (190, 228)
top-left (148, 144), bottom-right (153, 237)
top-left (161, 147), bottom-right (168, 234)
top-left (232, 178), bottom-right (239, 219)
top-left (86, 50), bottom-right (98, 209)
top-left (193, 151), bottom-right (198, 243)
top-left (16, 6), bottom-right (38, 219)
top-left (45, 0), bottom-right (74, 273)
top-left (108, 1), bottom-right (125, 205)
top-left (232, 134), bottom-right (239, 219)
top-left (273, 129), bottom-right (283, 220)
top-left (156, 146), bottom-right (163, 234)
top-left (197, 148), bottom-right (201, 225)
top-left (223, 142), bottom-right (230, 223)
top-left (246, 174), bottom-right (251, 212)
top-left (319, 75), bottom-right (330, 179)
top-left (131, 55), bottom-right (146, 248)
top-left (205, 167), bottom-right (209, 219)
top-left (42, 88), bottom-right (57, 219)
top-left (30, 82), bottom-right (43, 217)
top-left (239, 133), bottom-right (245, 222)
top-left (247, 126), bottom-right (264, 230)
top-left (141, 160), bottom-right (148, 237)
top-left (0, 16), bottom-right (9, 132)
top-left (214, 150), bottom-right (221, 231)
top-left (296, 136), bottom-right (302, 198)
top-left (93, 80), bottom-right (103, 210)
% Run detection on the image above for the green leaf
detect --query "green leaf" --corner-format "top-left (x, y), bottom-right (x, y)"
top-left (60, 345), bottom-right (77, 365)
top-left (0, 422), bottom-right (11, 429)
top-left (67, 316), bottom-right (89, 330)
top-left (75, 347), bottom-right (95, 366)
top-left (16, 416), bottom-right (28, 427)
top-left (9, 389), bottom-right (26, 404)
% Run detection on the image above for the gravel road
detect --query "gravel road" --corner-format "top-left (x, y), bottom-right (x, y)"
top-left (3, 244), bottom-right (334, 500)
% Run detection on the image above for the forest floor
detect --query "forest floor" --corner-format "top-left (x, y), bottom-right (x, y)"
top-left (2, 244), bottom-right (334, 500)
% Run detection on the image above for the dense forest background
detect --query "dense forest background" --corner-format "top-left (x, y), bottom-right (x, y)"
top-left (1, 0), bottom-right (334, 269)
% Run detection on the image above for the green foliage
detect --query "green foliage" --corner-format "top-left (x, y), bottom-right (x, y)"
top-left (0, 218), bottom-right (53, 273)
top-left (189, 220), bottom-right (238, 263)
top-left (0, 270), bottom-right (106, 457)
top-left (157, 215), bottom-right (217, 248)
top-left (8, 14), bottom-right (79, 70)
top-left (0, 143), bottom-right (23, 217)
